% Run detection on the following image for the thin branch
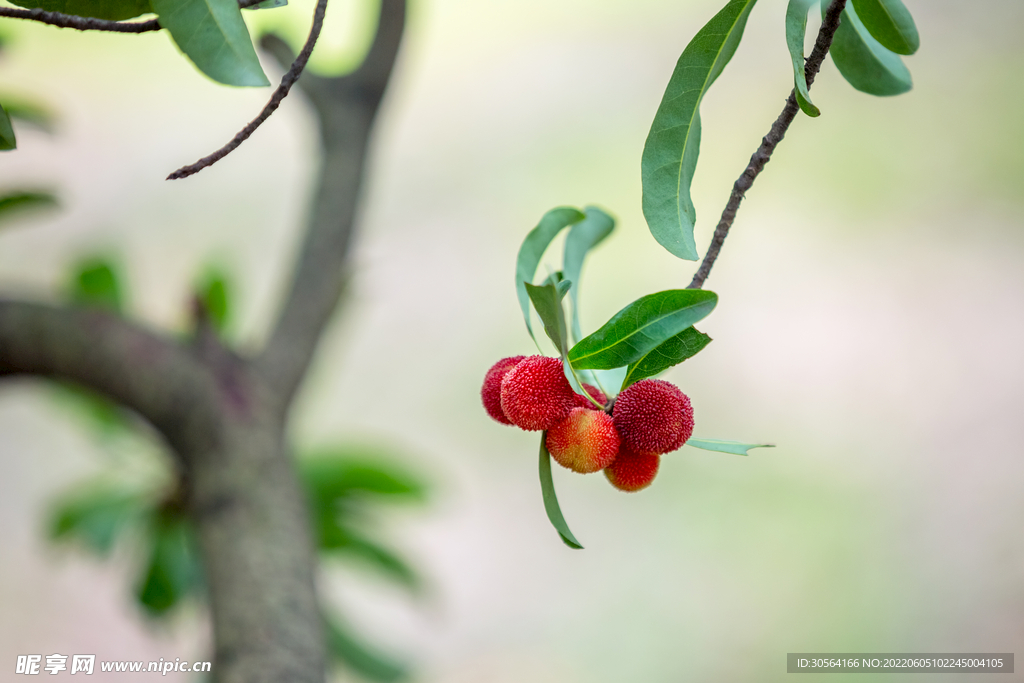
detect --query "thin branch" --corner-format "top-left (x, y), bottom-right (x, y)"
top-left (0, 0), bottom-right (263, 34)
top-left (166, 0), bottom-right (330, 180)
top-left (689, 0), bottom-right (847, 290)
top-left (0, 6), bottom-right (160, 32)
top-left (256, 0), bottom-right (406, 405)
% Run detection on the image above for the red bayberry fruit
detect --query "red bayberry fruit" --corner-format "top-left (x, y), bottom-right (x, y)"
top-left (546, 408), bottom-right (620, 473)
top-left (481, 355), bottom-right (526, 424)
top-left (604, 441), bottom-right (660, 492)
top-left (575, 383), bottom-right (608, 409)
top-left (500, 355), bottom-right (577, 431)
top-left (612, 378), bottom-right (694, 454)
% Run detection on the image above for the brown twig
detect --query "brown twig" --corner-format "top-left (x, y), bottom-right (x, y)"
top-left (166, 0), bottom-right (330, 180)
top-left (688, 0), bottom-right (847, 289)
top-left (0, 0), bottom-right (264, 34)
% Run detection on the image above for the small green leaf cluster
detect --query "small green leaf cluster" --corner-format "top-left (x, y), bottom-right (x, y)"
top-left (49, 447), bottom-right (426, 681)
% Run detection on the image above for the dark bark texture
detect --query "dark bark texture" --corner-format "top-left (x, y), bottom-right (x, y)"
top-left (0, 1), bottom-right (406, 681)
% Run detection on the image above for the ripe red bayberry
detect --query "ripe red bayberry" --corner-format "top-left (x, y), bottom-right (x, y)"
top-left (481, 356), bottom-right (526, 424)
top-left (604, 441), bottom-right (660, 492)
top-left (546, 407), bottom-right (620, 474)
top-left (612, 378), bottom-right (694, 454)
top-left (499, 355), bottom-right (577, 431)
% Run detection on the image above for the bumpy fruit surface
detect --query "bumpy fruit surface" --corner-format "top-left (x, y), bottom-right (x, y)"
top-left (575, 383), bottom-right (608, 409)
top-left (500, 355), bottom-right (577, 431)
top-left (481, 356), bottom-right (526, 424)
top-left (546, 408), bottom-right (620, 473)
top-left (613, 378), bottom-right (694, 454)
top-left (604, 442), bottom-right (660, 492)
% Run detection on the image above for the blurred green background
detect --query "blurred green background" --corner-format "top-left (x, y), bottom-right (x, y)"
top-left (1, 0), bottom-right (1022, 681)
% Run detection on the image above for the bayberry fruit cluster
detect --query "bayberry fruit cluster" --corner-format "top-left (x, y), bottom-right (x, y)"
top-left (482, 355), bottom-right (694, 491)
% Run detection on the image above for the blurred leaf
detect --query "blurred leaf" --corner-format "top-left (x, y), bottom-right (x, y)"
top-left (515, 207), bottom-right (586, 344)
top-left (54, 383), bottom-right (128, 435)
top-left (0, 98), bottom-right (57, 133)
top-left (151, 0), bottom-right (270, 87)
top-left (136, 516), bottom-right (201, 615)
top-left (7, 0), bottom-right (150, 20)
top-left (620, 326), bottom-right (712, 391)
top-left (70, 258), bottom-right (124, 313)
top-left (785, 0), bottom-right (821, 117)
top-left (539, 437), bottom-right (583, 549)
top-left (0, 103), bottom-right (15, 151)
top-left (827, 2), bottom-right (912, 96)
top-left (0, 191), bottom-right (58, 223)
top-left (562, 206), bottom-right (615, 344)
top-left (325, 616), bottom-right (408, 682)
top-left (319, 524), bottom-right (419, 592)
top-left (641, 0), bottom-right (758, 261)
top-left (851, 0), bottom-right (919, 55)
top-left (49, 486), bottom-right (149, 556)
top-left (300, 450), bottom-right (426, 506)
top-left (686, 438), bottom-right (774, 455)
top-left (569, 290), bottom-right (717, 371)
top-left (197, 269), bottom-right (231, 332)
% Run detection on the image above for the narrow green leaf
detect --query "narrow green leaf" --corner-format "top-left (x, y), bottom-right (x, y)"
top-left (563, 206), bottom-right (615, 344)
top-left (686, 438), bottom-right (774, 455)
top-left (70, 258), bottom-right (124, 313)
top-left (330, 533), bottom-right (420, 592)
top-left (136, 517), bottom-right (201, 615)
top-left (49, 486), bottom-right (147, 556)
top-left (526, 278), bottom-right (589, 397)
top-left (151, 0), bottom-right (269, 87)
top-left (325, 616), bottom-right (408, 682)
top-left (300, 451), bottom-right (427, 502)
top-left (827, 2), bottom-right (912, 96)
top-left (0, 98), bottom-right (57, 133)
top-left (197, 269), bottom-right (230, 331)
top-left (7, 0), bottom-right (150, 20)
top-left (851, 0), bottom-right (919, 55)
top-left (0, 191), bottom-right (58, 223)
top-left (0, 103), bottom-right (15, 151)
top-left (569, 289), bottom-right (718, 371)
top-left (515, 207), bottom-right (586, 342)
top-left (621, 326), bottom-right (712, 391)
top-left (641, 0), bottom-right (759, 261)
top-left (245, 0), bottom-right (286, 8)
top-left (785, 0), bottom-right (821, 117)
top-left (539, 437), bottom-right (583, 549)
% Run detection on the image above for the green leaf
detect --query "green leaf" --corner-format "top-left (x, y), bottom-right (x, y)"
top-left (49, 486), bottom-right (148, 556)
top-left (320, 529), bottom-right (420, 592)
top-left (620, 326), bottom-right (712, 391)
top-left (0, 97), bottom-right (57, 133)
top-left (568, 289), bottom-right (718, 371)
top-left (827, 1), bottom-right (912, 96)
top-left (197, 269), bottom-right (230, 331)
top-left (0, 103), bottom-right (15, 151)
top-left (151, 0), bottom-right (270, 87)
top-left (785, 0), bottom-right (821, 117)
top-left (685, 438), bottom-right (774, 455)
top-left (300, 451), bottom-right (427, 503)
top-left (539, 437), bottom-right (583, 549)
top-left (70, 258), bottom-right (124, 313)
top-left (0, 191), bottom-right (58, 223)
top-left (641, 0), bottom-right (759, 261)
top-left (325, 616), bottom-right (408, 682)
top-left (563, 206), bottom-right (615, 344)
top-left (515, 207), bottom-right (586, 343)
top-left (851, 0), bottom-right (919, 55)
top-left (526, 278), bottom-right (590, 398)
top-left (7, 0), bottom-right (150, 20)
top-left (136, 517), bottom-right (201, 615)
